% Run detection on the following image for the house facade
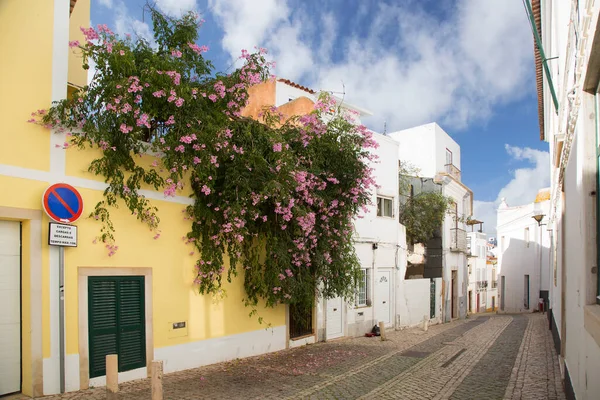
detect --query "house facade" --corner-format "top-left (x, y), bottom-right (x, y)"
top-left (467, 231), bottom-right (497, 313)
top-left (530, 0), bottom-right (600, 397)
top-left (0, 3), bottom-right (402, 397)
top-left (246, 79), bottom-right (408, 343)
top-left (389, 123), bottom-right (473, 323)
top-left (496, 191), bottom-right (551, 314)
top-left (0, 1), bottom-right (296, 396)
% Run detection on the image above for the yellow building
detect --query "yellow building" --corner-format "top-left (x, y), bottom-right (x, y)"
top-left (0, 1), bottom-right (286, 396)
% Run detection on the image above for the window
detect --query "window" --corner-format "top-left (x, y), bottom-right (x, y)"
top-left (501, 236), bottom-right (505, 253)
top-left (377, 197), bottom-right (394, 218)
top-left (356, 269), bottom-right (369, 307)
top-left (446, 148), bottom-right (453, 166)
top-left (525, 227), bottom-right (530, 247)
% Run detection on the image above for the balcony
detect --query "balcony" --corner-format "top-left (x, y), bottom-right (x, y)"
top-left (450, 228), bottom-right (467, 253)
top-left (444, 163), bottom-right (461, 181)
top-left (477, 281), bottom-right (488, 291)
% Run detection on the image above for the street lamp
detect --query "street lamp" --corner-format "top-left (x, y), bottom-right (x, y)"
top-left (532, 213), bottom-right (545, 226)
top-left (531, 213), bottom-right (545, 312)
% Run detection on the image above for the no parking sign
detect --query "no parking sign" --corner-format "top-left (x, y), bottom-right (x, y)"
top-left (42, 183), bottom-right (84, 223)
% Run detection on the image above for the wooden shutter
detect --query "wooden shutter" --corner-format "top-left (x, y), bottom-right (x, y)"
top-left (88, 276), bottom-right (146, 378)
top-left (88, 278), bottom-right (118, 378)
top-left (118, 278), bottom-right (146, 372)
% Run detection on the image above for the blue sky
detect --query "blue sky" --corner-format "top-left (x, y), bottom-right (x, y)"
top-left (91, 0), bottom-right (550, 233)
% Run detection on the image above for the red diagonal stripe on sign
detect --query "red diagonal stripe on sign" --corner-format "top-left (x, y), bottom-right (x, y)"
top-left (50, 189), bottom-right (77, 217)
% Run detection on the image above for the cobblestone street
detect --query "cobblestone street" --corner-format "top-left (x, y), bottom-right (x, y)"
top-left (23, 313), bottom-right (563, 400)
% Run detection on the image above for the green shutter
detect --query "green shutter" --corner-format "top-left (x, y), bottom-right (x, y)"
top-left (118, 278), bottom-right (146, 372)
top-left (88, 276), bottom-right (146, 378)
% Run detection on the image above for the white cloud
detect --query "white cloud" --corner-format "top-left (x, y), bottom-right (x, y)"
top-left (473, 145), bottom-right (550, 236)
top-left (207, 0), bottom-right (534, 131)
top-left (208, 0), bottom-right (290, 60)
top-left (154, 0), bottom-right (197, 18)
top-left (98, 0), bottom-right (113, 8)
top-left (113, 2), bottom-right (154, 44)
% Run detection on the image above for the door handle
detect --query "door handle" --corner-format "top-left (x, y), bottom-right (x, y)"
top-left (333, 308), bottom-right (337, 311)
top-left (383, 301), bottom-right (386, 304)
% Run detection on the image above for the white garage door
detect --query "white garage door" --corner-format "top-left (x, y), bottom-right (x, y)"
top-left (0, 221), bottom-right (21, 395)
top-left (326, 297), bottom-right (343, 340)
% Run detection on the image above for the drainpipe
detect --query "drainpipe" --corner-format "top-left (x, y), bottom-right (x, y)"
top-left (323, 282), bottom-right (327, 342)
top-left (372, 242), bottom-right (377, 328)
top-left (524, 0), bottom-right (559, 113)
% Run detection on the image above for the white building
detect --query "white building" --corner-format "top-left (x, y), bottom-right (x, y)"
top-left (389, 123), bottom-right (473, 322)
top-left (496, 191), bottom-right (551, 314)
top-left (267, 80), bottom-right (409, 344)
top-left (531, 0), bottom-right (600, 397)
top-left (467, 231), bottom-right (497, 313)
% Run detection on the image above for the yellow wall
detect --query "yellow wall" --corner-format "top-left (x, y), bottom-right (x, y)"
top-left (63, 189), bottom-right (284, 354)
top-left (0, 0), bottom-right (53, 171)
top-left (68, 0), bottom-right (89, 89)
top-left (2, 0), bottom-right (287, 393)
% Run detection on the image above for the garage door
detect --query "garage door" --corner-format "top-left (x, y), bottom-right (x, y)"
top-left (0, 221), bottom-right (21, 396)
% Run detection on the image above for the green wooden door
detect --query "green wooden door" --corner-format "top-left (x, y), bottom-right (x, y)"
top-left (88, 276), bottom-right (146, 378)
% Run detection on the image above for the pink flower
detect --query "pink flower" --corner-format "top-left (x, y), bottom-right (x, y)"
top-left (272, 143), bottom-right (282, 152)
top-left (119, 124), bottom-right (133, 134)
top-left (69, 40), bottom-right (80, 48)
top-left (120, 50), bottom-right (125, 56)
top-left (193, 157), bottom-right (201, 165)
top-left (188, 43), bottom-right (209, 54)
top-left (174, 145), bottom-right (185, 153)
top-left (201, 185), bottom-right (211, 195)
top-left (171, 49), bottom-right (183, 58)
top-left (208, 94), bottom-right (217, 102)
top-left (175, 98), bottom-right (185, 107)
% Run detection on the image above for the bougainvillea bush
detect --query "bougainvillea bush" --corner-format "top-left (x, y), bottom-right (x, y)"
top-left (32, 8), bottom-right (378, 316)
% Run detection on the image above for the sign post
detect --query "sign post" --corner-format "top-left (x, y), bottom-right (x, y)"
top-left (42, 183), bottom-right (83, 394)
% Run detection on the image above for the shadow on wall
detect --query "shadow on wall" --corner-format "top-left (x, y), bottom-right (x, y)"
top-left (498, 237), bottom-right (549, 313)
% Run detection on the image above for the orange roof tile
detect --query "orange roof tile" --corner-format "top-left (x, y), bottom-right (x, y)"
top-left (277, 78), bottom-right (316, 95)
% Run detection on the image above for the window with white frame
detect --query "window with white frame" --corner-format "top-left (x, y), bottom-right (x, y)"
top-left (377, 196), bottom-right (394, 218)
top-left (356, 269), bottom-right (369, 307)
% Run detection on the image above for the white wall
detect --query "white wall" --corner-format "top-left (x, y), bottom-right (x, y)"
top-left (539, 1), bottom-right (600, 397)
top-left (496, 200), bottom-right (550, 313)
top-left (397, 279), bottom-right (432, 328)
top-left (389, 123), bottom-right (437, 177)
top-left (434, 123), bottom-right (461, 172)
top-left (389, 123), bottom-right (461, 179)
top-left (316, 131), bottom-right (406, 339)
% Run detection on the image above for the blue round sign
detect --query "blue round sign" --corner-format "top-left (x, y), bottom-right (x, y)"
top-left (42, 183), bottom-right (84, 223)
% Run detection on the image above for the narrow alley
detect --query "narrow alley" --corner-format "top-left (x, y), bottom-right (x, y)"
top-left (19, 313), bottom-right (562, 400)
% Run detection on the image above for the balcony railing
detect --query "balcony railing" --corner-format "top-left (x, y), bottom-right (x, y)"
top-left (477, 281), bottom-right (488, 291)
top-left (444, 163), bottom-right (461, 181)
top-left (450, 228), bottom-right (467, 253)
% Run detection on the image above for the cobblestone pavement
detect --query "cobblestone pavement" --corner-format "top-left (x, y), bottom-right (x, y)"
top-left (20, 313), bottom-right (563, 400)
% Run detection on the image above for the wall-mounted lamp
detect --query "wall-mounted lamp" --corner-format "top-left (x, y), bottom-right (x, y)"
top-left (372, 243), bottom-right (378, 250)
top-left (532, 213), bottom-right (545, 227)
